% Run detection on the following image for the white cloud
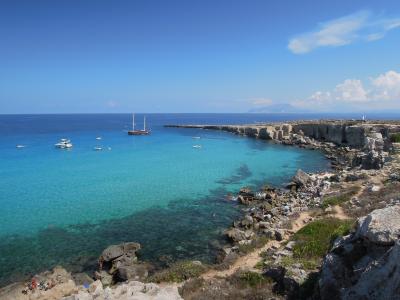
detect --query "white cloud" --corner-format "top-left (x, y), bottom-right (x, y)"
top-left (371, 70), bottom-right (400, 100)
top-left (293, 70), bottom-right (400, 110)
top-left (334, 79), bottom-right (368, 102)
top-left (288, 11), bottom-right (400, 54)
top-left (106, 100), bottom-right (119, 108)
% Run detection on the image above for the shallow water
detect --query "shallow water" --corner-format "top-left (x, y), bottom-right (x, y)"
top-left (0, 114), bottom-right (330, 286)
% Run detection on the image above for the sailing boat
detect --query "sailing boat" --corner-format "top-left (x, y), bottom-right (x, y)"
top-left (128, 113), bottom-right (150, 135)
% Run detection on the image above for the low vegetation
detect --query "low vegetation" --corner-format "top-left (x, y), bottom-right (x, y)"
top-left (147, 260), bottom-right (207, 283)
top-left (179, 271), bottom-right (281, 300)
top-left (280, 256), bottom-right (319, 271)
top-left (343, 181), bottom-right (400, 218)
top-left (321, 186), bottom-right (360, 209)
top-left (238, 271), bottom-right (270, 288)
top-left (390, 133), bottom-right (400, 143)
top-left (238, 236), bottom-right (269, 254)
top-left (292, 218), bottom-right (354, 259)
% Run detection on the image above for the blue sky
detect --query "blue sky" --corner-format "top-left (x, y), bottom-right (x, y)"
top-left (0, 0), bottom-right (399, 113)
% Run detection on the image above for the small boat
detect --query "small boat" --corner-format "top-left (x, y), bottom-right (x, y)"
top-left (128, 114), bottom-right (150, 135)
top-left (55, 139), bottom-right (73, 149)
top-left (192, 136), bottom-right (201, 139)
top-left (96, 137), bottom-right (102, 140)
top-left (93, 146), bottom-right (103, 151)
top-left (192, 145), bottom-right (202, 149)
top-left (16, 145), bottom-right (26, 149)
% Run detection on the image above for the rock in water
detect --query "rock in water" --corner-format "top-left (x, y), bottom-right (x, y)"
top-left (101, 242), bottom-right (141, 262)
top-left (98, 242), bottom-right (148, 284)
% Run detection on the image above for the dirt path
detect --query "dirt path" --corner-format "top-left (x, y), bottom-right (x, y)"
top-left (201, 211), bottom-right (312, 280)
top-left (201, 202), bottom-right (357, 281)
top-left (332, 205), bottom-right (350, 220)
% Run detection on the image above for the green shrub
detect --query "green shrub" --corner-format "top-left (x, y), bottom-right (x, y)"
top-left (239, 271), bottom-right (268, 287)
top-left (390, 133), bottom-right (400, 143)
top-left (280, 256), bottom-right (319, 271)
top-left (292, 218), bottom-right (353, 259)
top-left (238, 236), bottom-right (269, 254)
top-left (147, 261), bottom-right (207, 283)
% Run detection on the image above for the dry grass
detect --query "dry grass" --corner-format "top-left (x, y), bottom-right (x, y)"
top-left (321, 185), bottom-right (361, 209)
top-left (343, 181), bottom-right (400, 218)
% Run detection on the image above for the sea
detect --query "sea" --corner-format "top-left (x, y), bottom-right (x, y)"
top-left (0, 112), bottom-right (396, 286)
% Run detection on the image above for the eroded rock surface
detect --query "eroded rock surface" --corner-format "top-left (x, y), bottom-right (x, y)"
top-left (319, 205), bottom-right (400, 300)
top-left (61, 280), bottom-right (182, 300)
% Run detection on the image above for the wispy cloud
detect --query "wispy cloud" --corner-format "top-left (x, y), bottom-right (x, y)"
top-left (288, 10), bottom-right (400, 54)
top-left (292, 70), bottom-right (400, 111)
top-left (106, 100), bottom-right (119, 108)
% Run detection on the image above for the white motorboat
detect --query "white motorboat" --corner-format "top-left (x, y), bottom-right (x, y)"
top-left (16, 145), bottom-right (26, 149)
top-left (192, 145), bottom-right (202, 149)
top-left (93, 146), bottom-right (103, 151)
top-left (192, 136), bottom-right (201, 139)
top-left (55, 139), bottom-right (73, 149)
top-left (96, 137), bottom-right (102, 140)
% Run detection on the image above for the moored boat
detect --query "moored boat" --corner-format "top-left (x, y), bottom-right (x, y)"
top-left (128, 114), bottom-right (150, 135)
top-left (55, 139), bottom-right (73, 149)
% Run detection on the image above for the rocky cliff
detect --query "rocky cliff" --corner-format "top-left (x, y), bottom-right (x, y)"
top-left (166, 120), bottom-right (400, 170)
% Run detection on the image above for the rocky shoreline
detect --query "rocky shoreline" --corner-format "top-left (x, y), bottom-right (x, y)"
top-left (2, 119), bottom-right (400, 300)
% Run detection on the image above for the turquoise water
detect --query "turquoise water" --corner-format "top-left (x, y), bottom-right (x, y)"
top-left (0, 114), bottom-right (329, 286)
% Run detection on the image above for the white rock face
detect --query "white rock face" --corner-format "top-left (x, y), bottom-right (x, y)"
top-left (61, 280), bottom-right (183, 300)
top-left (319, 205), bottom-right (400, 300)
top-left (342, 242), bottom-right (400, 300)
top-left (356, 205), bottom-right (400, 245)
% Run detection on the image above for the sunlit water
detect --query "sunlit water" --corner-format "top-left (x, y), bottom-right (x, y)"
top-left (0, 114), bottom-right (331, 286)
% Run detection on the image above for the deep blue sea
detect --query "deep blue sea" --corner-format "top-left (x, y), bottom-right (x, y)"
top-left (0, 112), bottom-right (393, 286)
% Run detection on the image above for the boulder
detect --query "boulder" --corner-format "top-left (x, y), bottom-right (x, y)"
top-left (61, 280), bottom-right (183, 300)
top-left (99, 242), bottom-right (144, 283)
top-left (101, 242), bottom-right (140, 262)
top-left (95, 270), bottom-right (113, 286)
top-left (117, 264), bottom-right (149, 281)
top-left (226, 228), bottom-right (247, 242)
top-left (319, 205), bottom-right (400, 300)
top-left (356, 205), bottom-right (400, 245)
top-left (274, 229), bottom-right (284, 241)
top-left (292, 169), bottom-right (312, 188)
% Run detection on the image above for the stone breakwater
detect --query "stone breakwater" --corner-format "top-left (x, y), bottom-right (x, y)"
top-left (166, 120), bottom-right (400, 170)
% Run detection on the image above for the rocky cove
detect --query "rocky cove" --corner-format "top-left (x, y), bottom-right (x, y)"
top-left (2, 119), bottom-right (400, 300)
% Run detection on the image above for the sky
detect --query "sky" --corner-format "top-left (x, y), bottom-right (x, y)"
top-left (0, 0), bottom-right (399, 114)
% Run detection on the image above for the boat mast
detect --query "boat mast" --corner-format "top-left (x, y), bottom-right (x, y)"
top-left (143, 116), bottom-right (146, 131)
top-left (132, 113), bottom-right (135, 131)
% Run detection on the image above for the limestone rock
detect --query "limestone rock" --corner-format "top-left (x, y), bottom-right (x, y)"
top-left (225, 228), bottom-right (247, 242)
top-left (356, 205), bottom-right (400, 245)
top-left (319, 205), bottom-right (400, 300)
top-left (101, 242), bottom-right (141, 262)
top-left (292, 169), bottom-right (311, 187)
top-left (61, 280), bottom-right (183, 300)
top-left (117, 264), bottom-right (149, 281)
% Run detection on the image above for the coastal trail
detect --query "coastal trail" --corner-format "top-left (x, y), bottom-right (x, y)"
top-left (201, 211), bottom-right (312, 280)
top-left (202, 204), bottom-right (353, 280)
